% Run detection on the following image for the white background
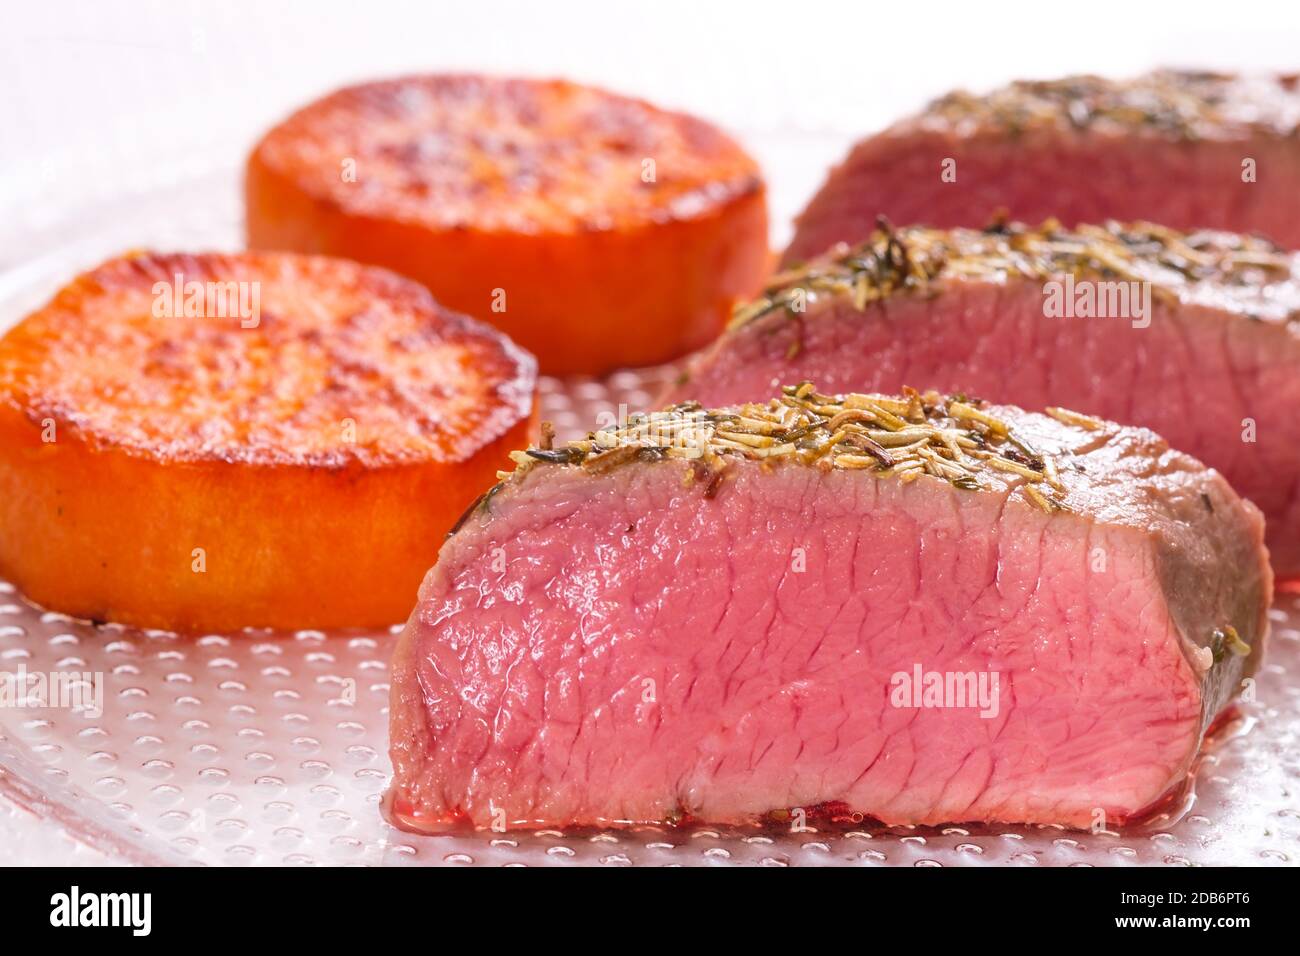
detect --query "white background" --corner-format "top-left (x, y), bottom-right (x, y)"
top-left (1, 0), bottom-right (1298, 253)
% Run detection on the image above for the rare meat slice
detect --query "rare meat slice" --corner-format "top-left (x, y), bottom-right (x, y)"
top-left (665, 220), bottom-right (1300, 575)
top-left (786, 71), bottom-right (1300, 265)
top-left (388, 386), bottom-right (1270, 831)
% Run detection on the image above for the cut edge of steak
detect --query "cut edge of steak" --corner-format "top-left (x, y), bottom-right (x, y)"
top-left (665, 219), bottom-right (1300, 573)
top-left (785, 70), bottom-right (1300, 264)
top-left (388, 385), bottom-right (1271, 833)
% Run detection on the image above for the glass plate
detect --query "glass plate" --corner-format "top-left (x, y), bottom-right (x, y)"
top-left (0, 164), bottom-right (1297, 867)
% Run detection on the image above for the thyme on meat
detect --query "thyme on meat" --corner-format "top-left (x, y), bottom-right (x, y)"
top-left (497, 385), bottom-right (1105, 514)
top-left (924, 71), bottom-right (1300, 141)
top-left (730, 218), bottom-right (1294, 332)
top-left (1211, 624), bottom-right (1251, 663)
top-left (447, 480), bottom-right (505, 538)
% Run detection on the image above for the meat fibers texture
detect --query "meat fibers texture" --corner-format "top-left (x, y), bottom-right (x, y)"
top-left (388, 390), bottom-right (1270, 831)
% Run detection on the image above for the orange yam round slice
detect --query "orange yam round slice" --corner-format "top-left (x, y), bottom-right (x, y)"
top-left (0, 252), bottom-right (537, 633)
top-left (246, 74), bottom-right (769, 375)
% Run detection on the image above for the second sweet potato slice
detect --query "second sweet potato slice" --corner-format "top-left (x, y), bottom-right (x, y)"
top-left (247, 74), bottom-right (769, 375)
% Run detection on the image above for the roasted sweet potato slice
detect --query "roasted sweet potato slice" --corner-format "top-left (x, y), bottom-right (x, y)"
top-left (0, 252), bottom-right (537, 633)
top-left (246, 74), bottom-right (769, 375)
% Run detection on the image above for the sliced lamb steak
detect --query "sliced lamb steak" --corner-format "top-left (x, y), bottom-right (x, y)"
top-left (665, 220), bottom-right (1300, 574)
top-left (786, 71), bottom-right (1300, 265)
top-left (389, 386), bottom-right (1270, 831)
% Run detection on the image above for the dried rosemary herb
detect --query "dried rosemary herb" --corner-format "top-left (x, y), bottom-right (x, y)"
top-left (728, 218), bottom-right (1294, 334)
top-left (1211, 624), bottom-right (1251, 663)
top-left (923, 71), bottom-right (1300, 143)
top-left (492, 386), bottom-right (1103, 516)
